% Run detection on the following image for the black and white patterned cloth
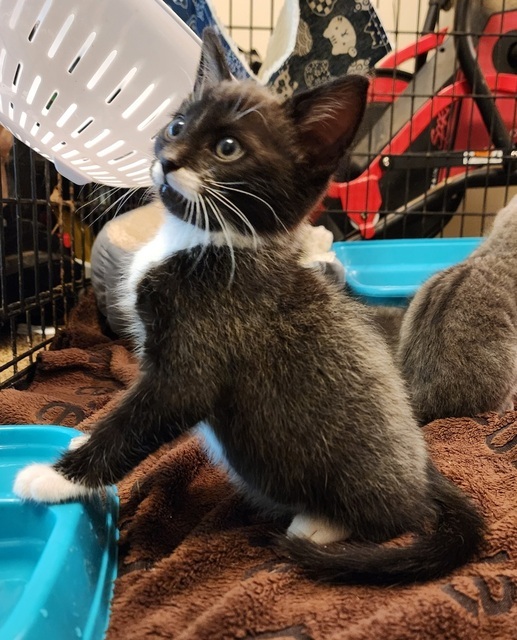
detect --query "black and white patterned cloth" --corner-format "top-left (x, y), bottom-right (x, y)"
top-left (163, 0), bottom-right (252, 79)
top-left (268, 0), bottom-right (391, 98)
top-left (163, 0), bottom-right (391, 96)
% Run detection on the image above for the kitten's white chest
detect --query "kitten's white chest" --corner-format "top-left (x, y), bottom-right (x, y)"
top-left (120, 213), bottom-right (207, 346)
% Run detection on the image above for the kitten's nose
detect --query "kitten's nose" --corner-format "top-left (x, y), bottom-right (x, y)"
top-left (161, 159), bottom-right (180, 174)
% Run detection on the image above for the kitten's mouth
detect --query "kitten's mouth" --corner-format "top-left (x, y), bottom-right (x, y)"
top-left (152, 161), bottom-right (200, 211)
top-left (159, 183), bottom-right (186, 207)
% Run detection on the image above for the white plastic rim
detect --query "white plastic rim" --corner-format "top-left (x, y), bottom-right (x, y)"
top-left (0, 0), bottom-right (201, 187)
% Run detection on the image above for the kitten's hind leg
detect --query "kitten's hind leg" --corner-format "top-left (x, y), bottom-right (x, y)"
top-left (14, 377), bottom-right (199, 503)
top-left (287, 514), bottom-right (350, 545)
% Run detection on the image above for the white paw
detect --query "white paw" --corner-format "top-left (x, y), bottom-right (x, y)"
top-left (287, 514), bottom-right (349, 545)
top-left (13, 464), bottom-right (92, 503)
top-left (68, 434), bottom-right (91, 451)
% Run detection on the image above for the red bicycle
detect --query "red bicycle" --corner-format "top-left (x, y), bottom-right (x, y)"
top-left (316, 0), bottom-right (517, 240)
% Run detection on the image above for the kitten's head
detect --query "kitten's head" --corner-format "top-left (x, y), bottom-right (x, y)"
top-left (152, 28), bottom-right (368, 240)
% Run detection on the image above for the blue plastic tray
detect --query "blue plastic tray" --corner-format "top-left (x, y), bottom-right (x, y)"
top-left (0, 425), bottom-right (118, 640)
top-left (333, 237), bottom-right (482, 306)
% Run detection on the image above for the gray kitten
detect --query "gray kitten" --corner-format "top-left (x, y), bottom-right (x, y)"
top-left (399, 195), bottom-right (517, 425)
top-left (365, 304), bottom-right (406, 353)
top-left (14, 29), bottom-right (484, 585)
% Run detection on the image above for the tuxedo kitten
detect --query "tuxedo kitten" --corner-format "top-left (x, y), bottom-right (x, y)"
top-left (14, 29), bottom-right (484, 585)
top-left (399, 195), bottom-right (517, 425)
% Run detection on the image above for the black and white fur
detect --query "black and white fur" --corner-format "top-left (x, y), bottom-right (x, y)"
top-left (14, 29), bottom-right (484, 585)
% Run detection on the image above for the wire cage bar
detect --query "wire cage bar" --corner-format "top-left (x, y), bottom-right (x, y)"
top-left (219, 0), bottom-right (517, 241)
top-left (1, 0), bottom-right (516, 388)
top-left (0, 133), bottom-right (146, 388)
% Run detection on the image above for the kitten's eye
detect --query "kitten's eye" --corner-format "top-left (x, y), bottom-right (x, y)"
top-left (215, 137), bottom-right (243, 161)
top-left (167, 116), bottom-right (185, 139)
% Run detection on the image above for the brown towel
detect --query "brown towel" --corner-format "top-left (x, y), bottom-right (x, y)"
top-left (1, 290), bottom-right (516, 639)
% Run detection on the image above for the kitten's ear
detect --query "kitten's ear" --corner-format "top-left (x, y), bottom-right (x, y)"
top-left (287, 75), bottom-right (369, 170)
top-left (193, 28), bottom-right (232, 97)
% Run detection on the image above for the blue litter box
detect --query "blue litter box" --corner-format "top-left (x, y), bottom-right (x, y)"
top-left (0, 425), bottom-right (118, 640)
top-left (333, 237), bottom-right (483, 306)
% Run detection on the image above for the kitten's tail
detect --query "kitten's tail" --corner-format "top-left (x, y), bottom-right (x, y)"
top-left (279, 469), bottom-right (485, 585)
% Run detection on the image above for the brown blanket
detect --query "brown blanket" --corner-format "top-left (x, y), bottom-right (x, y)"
top-left (1, 291), bottom-right (516, 639)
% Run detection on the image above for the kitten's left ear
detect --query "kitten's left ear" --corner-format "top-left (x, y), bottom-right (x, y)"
top-left (287, 75), bottom-right (369, 170)
top-left (193, 27), bottom-right (232, 97)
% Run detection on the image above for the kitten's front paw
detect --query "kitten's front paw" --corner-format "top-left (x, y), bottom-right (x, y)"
top-left (13, 464), bottom-right (92, 503)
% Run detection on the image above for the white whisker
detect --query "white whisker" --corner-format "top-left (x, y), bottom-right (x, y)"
top-left (231, 94), bottom-right (245, 116)
top-left (86, 194), bottom-right (124, 229)
top-left (204, 185), bottom-right (259, 248)
top-left (187, 198), bottom-right (194, 226)
top-left (206, 195), bottom-right (236, 286)
top-left (233, 103), bottom-right (268, 125)
top-left (210, 180), bottom-right (285, 230)
top-left (186, 194), bottom-right (210, 275)
top-left (87, 187), bottom-right (139, 228)
top-left (77, 186), bottom-right (121, 218)
top-left (198, 194), bottom-right (210, 246)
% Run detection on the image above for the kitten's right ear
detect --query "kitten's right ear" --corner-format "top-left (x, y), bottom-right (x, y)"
top-left (193, 28), bottom-right (232, 98)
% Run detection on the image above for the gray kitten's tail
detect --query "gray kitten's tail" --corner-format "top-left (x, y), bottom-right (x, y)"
top-left (279, 469), bottom-right (485, 585)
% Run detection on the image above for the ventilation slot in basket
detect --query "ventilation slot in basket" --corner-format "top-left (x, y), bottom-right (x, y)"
top-left (26, 75), bottom-right (41, 105)
top-left (61, 150), bottom-right (80, 159)
top-left (87, 51), bottom-right (117, 90)
top-left (42, 92), bottom-right (59, 115)
top-left (41, 132), bottom-right (54, 145)
top-left (87, 171), bottom-right (110, 177)
top-left (56, 103), bottom-right (77, 128)
top-left (27, 0), bottom-right (53, 42)
top-left (71, 117), bottom-right (94, 138)
top-left (28, 24), bottom-right (37, 42)
top-left (30, 122), bottom-right (40, 137)
top-left (19, 111), bottom-right (27, 128)
top-left (137, 98), bottom-right (171, 132)
top-left (68, 32), bottom-right (96, 74)
top-left (84, 129), bottom-right (110, 149)
top-left (0, 49), bottom-right (7, 83)
top-left (9, 0), bottom-right (25, 30)
top-left (122, 84), bottom-right (155, 119)
top-left (97, 140), bottom-right (125, 158)
top-left (51, 141), bottom-right (67, 153)
top-left (117, 158), bottom-right (147, 172)
top-left (108, 151), bottom-right (136, 165)
top-left (12, 63), bottom-right (22, 92)
top-left (48, 15), bottom-right (75, 59)
top-left (126, 168), bottom-right (149, 178)
top-left (106, 67), bottom-right (137, 105)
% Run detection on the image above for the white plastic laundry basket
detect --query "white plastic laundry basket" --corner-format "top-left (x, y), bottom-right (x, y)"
top-left (0, 0), bottom-right (201, 186)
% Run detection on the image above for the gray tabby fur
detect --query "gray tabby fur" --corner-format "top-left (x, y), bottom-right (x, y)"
top-left (399, 195), bottom-right (517, 425)
top-left (366, 305), bottom-right (406, 354)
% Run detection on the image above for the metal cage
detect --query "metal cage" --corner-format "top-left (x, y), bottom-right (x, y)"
top-left (0, 135), bottom-right (145, 388)
top-left (207, 0), bottom-right (517, 239)
top-left (318, 0), bottom-right (517, 241)
top-left (1, 0), bottom-right (516, 387)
